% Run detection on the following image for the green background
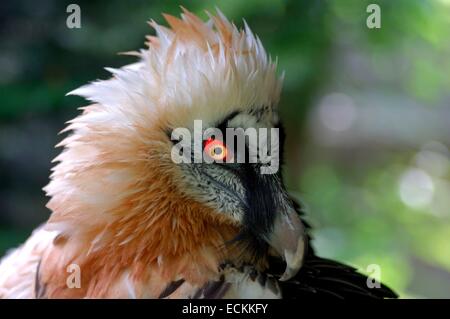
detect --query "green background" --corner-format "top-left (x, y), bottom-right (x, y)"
top-left (1, 0), bottom-right (449, 298)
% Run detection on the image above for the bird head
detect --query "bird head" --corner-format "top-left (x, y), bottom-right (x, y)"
top-left (44, 8), bottom-right (306, 282)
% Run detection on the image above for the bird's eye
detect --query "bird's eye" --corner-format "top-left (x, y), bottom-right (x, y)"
top-left (204, 138), bottom-right (228, 162)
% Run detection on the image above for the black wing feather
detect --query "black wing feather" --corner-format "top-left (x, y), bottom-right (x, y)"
top-left (273, 196), bottom-right (398, 299)
top-left (273, 254), bottom-right (398, 299)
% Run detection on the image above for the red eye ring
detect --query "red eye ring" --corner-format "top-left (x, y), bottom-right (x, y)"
top-left (204, 138), bottom-right (228, 161)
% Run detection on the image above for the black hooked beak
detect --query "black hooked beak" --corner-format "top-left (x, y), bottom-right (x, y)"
top-left (240, 169), bottom-right (307, 281)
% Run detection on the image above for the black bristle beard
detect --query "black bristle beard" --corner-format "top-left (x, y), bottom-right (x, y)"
top-left (225, 166), bottom-right (281, 264)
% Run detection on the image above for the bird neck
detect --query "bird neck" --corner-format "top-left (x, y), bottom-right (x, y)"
top-left (44, 187), bottom-right (243, 297)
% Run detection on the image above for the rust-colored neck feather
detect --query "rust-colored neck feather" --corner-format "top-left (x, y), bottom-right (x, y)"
top-left (42, 115), bottom-right (241, 297)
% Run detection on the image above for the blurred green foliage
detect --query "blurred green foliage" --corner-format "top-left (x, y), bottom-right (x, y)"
top-left (1, 0), bottom-right (449, 298)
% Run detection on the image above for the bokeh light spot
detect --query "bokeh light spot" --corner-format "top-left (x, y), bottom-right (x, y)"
top-left (399, 168), bottom-right (434, 209)
top-left (318, 93), bottom-right (356, 132)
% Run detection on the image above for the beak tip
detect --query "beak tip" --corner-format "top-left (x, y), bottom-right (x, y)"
top-left (264, 206), bottom-right (308, 282)
top-left (279, 268), bottom-right (295, 281)
top-left (279, 239), bottom-right (306, 281)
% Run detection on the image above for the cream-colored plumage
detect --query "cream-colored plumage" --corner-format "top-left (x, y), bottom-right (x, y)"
top-left (0, 228), bottom-right (57, 298)
top-left (0, 8), bottom-right (285, 298)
